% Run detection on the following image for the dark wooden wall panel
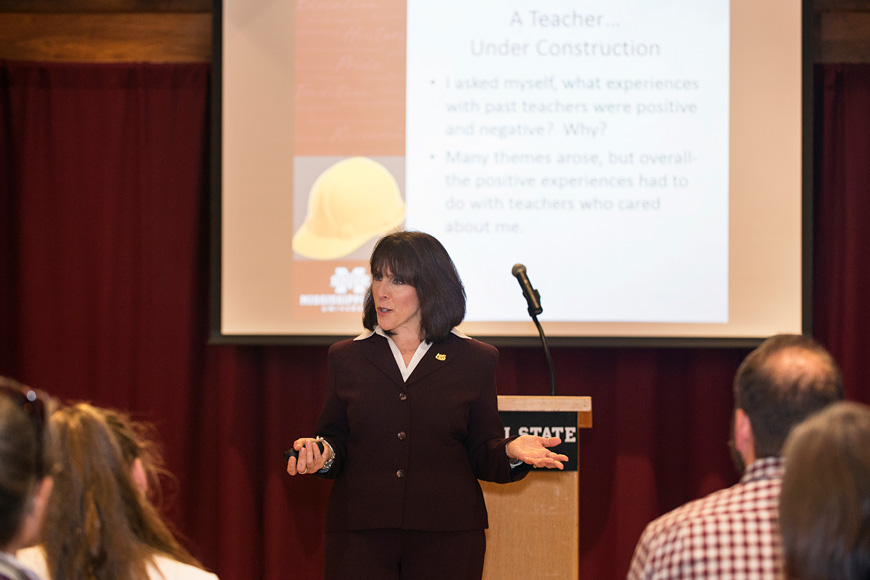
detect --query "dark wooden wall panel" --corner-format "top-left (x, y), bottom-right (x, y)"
top-left (818, 11), bottom-right (870, 62)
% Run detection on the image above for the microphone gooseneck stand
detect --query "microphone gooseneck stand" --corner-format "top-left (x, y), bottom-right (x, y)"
top-left (529, 307), bottom-right (556, 397)
top-left (512, 263), bottom-right (556, 396)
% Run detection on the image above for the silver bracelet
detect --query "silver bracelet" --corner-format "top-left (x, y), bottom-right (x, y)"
top-left (505, 445), bottom-right (523, 467)
top-left (315, 436), bottom-right (335, 472)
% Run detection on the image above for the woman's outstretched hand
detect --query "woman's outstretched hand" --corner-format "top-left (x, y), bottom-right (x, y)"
top-left (506, 436), bottom-right (569, 470)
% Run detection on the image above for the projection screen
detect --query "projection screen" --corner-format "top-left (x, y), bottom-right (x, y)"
top-left (211, 0), bottom-right (811, 346)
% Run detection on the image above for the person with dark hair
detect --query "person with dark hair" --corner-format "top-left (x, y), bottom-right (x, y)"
top-left (627, 334), bottom-right (844, 580)
top-left (17, 403), bottom-right (218, 580)
top-left (779, 401), bottom-right (870, 580)
top-left (286, 230), bottom-right (568, 580)
top-left (0, 377), bottom-right (53, 580)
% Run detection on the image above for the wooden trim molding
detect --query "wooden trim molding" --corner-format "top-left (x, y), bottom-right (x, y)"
top-left (0, 12), bottom-right (212, 63)
top-left (0, 2), bottom-right (867, 65)
top-left (1, 0), bottom-right (211, 11)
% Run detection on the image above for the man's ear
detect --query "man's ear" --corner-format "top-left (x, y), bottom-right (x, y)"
top-left (131, 457), bottom-right (148, 494)
top-left (734, 408), bottom-right (756, 466)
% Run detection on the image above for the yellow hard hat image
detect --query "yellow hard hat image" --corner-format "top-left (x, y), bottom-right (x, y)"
top-left (292, 157), bottom-right (406, 260)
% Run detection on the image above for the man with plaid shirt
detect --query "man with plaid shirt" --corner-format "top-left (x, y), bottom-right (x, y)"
top-left (627, 334), bottom-right (844, 580)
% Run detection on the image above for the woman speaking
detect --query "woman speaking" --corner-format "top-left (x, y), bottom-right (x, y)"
top-left (287, 231), bottom-right (567, 580)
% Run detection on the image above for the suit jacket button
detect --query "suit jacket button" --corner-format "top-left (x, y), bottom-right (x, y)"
top-left (397, 431), bottom-right (406, 440)
top-left (396, 469), bottom-right (405, 478)
top-left (399, 393), bottom-right (407, 401)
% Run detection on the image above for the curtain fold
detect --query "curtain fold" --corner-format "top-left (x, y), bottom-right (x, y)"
top-left (813, 64), bottom-right (870, 402)
top-left (1, 61), bottom-right (868, 580)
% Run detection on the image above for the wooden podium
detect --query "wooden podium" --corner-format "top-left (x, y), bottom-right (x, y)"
top-left (480, 396), bottom-right (593, 580)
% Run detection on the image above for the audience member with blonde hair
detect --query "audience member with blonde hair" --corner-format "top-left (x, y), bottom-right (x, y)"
top-left (0, 377), bottom-right (53, 580)
top-left (779, 401), bottom-right (870, 580)
top-left (18, 403), bottom-right (218, 580)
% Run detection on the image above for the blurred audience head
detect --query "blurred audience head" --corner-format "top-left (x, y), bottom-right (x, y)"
top-left (779, 401), bottom-right (870, 580)
top-left (0, 376), bottom-right (53, 553)
top-left (41, 403), bottom-right (200, 580)
top-left (730, 334), bottom-right (843, 471)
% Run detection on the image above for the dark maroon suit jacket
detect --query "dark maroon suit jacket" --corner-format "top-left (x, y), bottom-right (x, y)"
top-left (315, 331), bottom-right (530, 532)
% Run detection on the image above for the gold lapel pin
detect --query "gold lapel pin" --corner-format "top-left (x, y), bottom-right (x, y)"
top-left (435, 353), bottom-right (446, 361)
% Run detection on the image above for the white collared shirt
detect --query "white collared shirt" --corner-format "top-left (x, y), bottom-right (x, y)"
top-left (354, 326), bottom-right (469, 382)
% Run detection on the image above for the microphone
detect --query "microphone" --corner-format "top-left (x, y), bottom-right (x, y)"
top-left (512, 263), bottom-right (543, 316)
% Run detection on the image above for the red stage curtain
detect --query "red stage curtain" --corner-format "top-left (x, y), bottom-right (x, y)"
top-left (0, 61), bottom-right (868, 580)
top-left (813, 64), bottom-right (870, 403)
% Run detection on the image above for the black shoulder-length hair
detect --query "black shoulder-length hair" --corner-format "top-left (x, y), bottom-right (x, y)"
top-left (362, 231), bottom-right (466, 343)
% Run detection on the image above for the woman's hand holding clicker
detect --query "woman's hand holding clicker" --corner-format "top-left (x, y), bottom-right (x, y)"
top-left (286, 437), bottom-right (327, 476)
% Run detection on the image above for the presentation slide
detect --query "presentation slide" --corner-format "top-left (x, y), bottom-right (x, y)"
top-left (406, 1), bottom-right (728, 323)
top-left (216, 0), bottom-right (805, 344)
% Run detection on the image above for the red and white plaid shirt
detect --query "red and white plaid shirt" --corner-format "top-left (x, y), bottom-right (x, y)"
top-left (627, 456), bottom-right (785, 580)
